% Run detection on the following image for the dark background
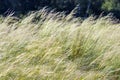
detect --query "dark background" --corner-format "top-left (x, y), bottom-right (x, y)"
top-left (0, 0), bottom-right (120, 18)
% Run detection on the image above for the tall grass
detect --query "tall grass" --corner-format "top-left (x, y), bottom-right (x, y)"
top-left (0, 9), bottom-right (120, 80)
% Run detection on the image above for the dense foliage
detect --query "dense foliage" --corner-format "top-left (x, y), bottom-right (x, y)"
top-left (0, 0), bottom-right (120, 18)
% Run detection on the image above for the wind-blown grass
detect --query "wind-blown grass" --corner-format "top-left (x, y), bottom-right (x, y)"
top-left (0, 10), bottom-right (120, 80)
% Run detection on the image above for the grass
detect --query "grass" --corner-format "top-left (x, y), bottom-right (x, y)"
top-left (0, 9), bottom-right (120, 80)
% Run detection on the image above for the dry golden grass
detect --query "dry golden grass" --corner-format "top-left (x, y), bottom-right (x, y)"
top-left (0, 10), bottom-right (120, 80)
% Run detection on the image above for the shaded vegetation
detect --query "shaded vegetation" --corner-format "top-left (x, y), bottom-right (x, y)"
top-left (0, 0), bottom-right (120, 18)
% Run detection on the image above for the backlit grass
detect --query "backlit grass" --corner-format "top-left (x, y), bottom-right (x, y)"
top-left (0, 10), bottom-right (120, 80)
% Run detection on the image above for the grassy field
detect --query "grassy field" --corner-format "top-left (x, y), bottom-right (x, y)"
top-left (0, 10), bottom-right (120, 80)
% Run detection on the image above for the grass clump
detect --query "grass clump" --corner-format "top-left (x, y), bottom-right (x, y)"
top-left (0, 10), bottom-right (120, 80)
